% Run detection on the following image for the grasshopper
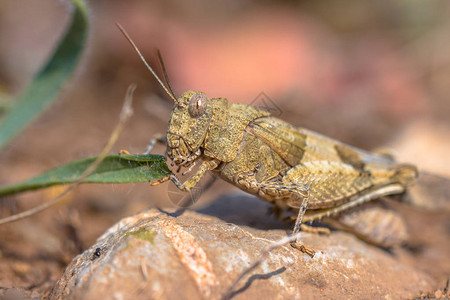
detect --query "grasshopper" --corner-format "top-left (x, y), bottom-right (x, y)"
top-left (117, 24), bottom-right (417, 257)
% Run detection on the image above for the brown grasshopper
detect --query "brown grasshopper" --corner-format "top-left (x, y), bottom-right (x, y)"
top-left (117, 24), bottom-right (417, 257)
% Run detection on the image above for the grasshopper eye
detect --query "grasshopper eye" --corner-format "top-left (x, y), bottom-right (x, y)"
top-left (188, 94), bottom-right (207, 118)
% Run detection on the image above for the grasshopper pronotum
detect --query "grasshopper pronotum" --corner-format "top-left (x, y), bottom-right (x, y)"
top-left (117, 24), bottom-right (417, 257)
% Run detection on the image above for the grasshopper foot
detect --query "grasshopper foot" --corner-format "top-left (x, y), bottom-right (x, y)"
top-left (149, 175), bottom-right (171, 186)
top-left (290, 241), bottom-right (315, 258)
top-left (119, 149), bottom-right (131, 155)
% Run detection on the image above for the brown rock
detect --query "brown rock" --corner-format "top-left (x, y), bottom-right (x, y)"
top-left (50, 206), bottom-right (435, 300)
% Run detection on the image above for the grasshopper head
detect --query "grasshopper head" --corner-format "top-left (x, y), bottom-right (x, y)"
top-left (166, 90), bottom-right (213, 167)
top-left (116, 24), bottom-right (213, 168)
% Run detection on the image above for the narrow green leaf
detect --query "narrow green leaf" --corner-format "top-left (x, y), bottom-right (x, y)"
top-left (0, 0), bottom-right (89, 150)
top-left (0, 154), bottom-right (172, 197)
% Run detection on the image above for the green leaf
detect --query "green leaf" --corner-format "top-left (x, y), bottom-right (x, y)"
top-left (0, 0), bottom-right (89, 150)
top-left (0, 154), bottom-right (172, 197)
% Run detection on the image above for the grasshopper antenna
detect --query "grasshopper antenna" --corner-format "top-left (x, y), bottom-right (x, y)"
top-left (116, 22), bottom-right (178, 103)
top-left (156, 49), bottom-right (176, 101)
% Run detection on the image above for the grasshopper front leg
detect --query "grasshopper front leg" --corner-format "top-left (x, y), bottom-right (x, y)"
top-left (169, 159), bottom-right (220, 192)
top-left (143, 134), bottom-right (167, 154)
top-left (149, 159), bottom-right (219, 189)
top-left (234, 172), bottom-right (315, 257)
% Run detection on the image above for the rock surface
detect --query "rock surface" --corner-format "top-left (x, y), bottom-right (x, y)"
top-left (50, 205), bottom-right (437, 300)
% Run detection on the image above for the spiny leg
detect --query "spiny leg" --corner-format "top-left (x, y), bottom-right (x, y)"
top-left (289, 194), bottom-right (317, 258)
top-left (273, 207), bottom-right (330, 235)
top-left (234, 173), bottom-right (315, 257)
top-left (170, 159), bottom-right (219, 192)
top-left (181, 161), bottom-right (197, 176)
top-left (292, 195), bottom-right (309, 234)
top-left (149, 160), bottom-right (218, 189)
top-left (149, 159), bottom-right (219, 212)
top-left (261, 182), bottom-right (316, 257)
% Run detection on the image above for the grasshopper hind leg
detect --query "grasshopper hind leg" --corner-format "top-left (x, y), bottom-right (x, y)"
top-left (302, 183), bottom-right (406, 222)
top-left (298, 183), bottom-right (408, 247)
top-left (289, 194), bottom-right (318, 258)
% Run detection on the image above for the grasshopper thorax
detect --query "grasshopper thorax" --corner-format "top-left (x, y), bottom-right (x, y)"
top-left (166, 90), bottom-right (214, 167)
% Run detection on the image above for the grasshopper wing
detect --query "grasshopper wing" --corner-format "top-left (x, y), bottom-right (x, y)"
top-left (247, 116), bottom-right (417, 209)
top-left (248, 116), bottom-right (400, 170)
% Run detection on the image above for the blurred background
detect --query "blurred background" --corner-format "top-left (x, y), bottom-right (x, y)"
top-left (0, 0), bottom-right (449, 297)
